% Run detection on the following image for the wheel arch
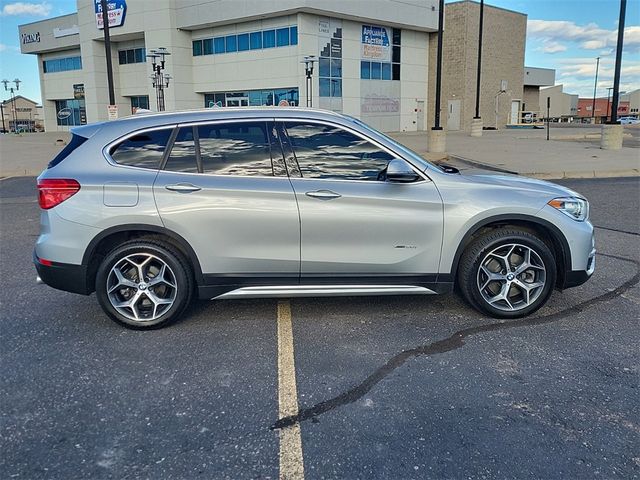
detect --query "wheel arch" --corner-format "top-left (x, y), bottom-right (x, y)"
top-left (82, 224), bottom-right (204, 293)
top-left (446, 214), bottom-right (572, 288)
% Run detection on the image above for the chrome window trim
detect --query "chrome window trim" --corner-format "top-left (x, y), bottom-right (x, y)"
top-left (275, 117), bottom-right (430, 184)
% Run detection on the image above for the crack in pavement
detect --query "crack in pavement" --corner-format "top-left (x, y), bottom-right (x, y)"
top-left (272, 252), bottom-right (639, 430)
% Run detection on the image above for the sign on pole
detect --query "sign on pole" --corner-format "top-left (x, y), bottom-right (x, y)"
top-left (95, 0), bottom-right (127, 29)
top-left (107, 105), bottom-right (118, 121)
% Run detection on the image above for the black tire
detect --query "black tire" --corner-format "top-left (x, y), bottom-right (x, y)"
top-left (457, 228), bottom-right (557, 318)
top-left (96, 239), bottom-right (194, 329)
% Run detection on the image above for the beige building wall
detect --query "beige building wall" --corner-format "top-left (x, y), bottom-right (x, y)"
top-left (621, 89), bottom-right (640, 116)
top-left (522, 86), bottom-right (540, 116)
top-left (427, 1), bottom-right (526, 131)
top-left (539, 84), bottom-right (578, 120)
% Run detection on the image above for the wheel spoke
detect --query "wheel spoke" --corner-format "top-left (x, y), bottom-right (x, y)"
top-left (108, 268), bottom-right (138, 293)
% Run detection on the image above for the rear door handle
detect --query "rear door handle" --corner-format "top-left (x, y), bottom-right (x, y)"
top-left (165, 183), bottom-right (202, 193)
top-left (305, 190), bottom-right (342, 200)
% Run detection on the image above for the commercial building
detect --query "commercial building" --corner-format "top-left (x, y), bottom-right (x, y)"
top-left (538, 84), bottom-right (578, 122)
top-left (19, 0), bottom-right (538, 133)
top-left (19, 0), bottom-right (438, 133)
top-left (620, 89), bottom-right (640, 118)
top-left (0, 95), bottom-right (43, 132)
top-left (426, 1), bottom-right (552, 130)
top-left (577, 98), bottom-right (629, 123)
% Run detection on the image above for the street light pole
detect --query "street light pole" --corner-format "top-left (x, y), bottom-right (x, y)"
top-left (99, 0), bottom-right (116, 107)
top-left (147, 48), bottom-right (172, 112)
top-left (474, 0), bottom-right (484, 119)
top-left (301, 56), bottom-right (317, 107)
top-left (591, 56), bottom-right (600, 122)
top-left (609, 0), bottom-right (626, 124)
top-left (2, 78), bottom-right (21, 133)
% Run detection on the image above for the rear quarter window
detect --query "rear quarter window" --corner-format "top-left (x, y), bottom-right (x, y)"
top-left (48, 134), bottom-right (87, 168)
top-left (110, 128), bottom-right (173, 169)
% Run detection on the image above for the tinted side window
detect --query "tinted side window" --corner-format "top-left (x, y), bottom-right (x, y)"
top-left (165, 127), bottom-right (197, 173)
top-left (197, 122), bottom-right (273, 177)
top-left (110, 128), bottom-right (172, 169)
top-left (284, 122), bottom-right (393, 181)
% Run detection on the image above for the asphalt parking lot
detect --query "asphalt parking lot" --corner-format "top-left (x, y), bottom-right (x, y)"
top-left (1, 175), bottom-right (638, 479)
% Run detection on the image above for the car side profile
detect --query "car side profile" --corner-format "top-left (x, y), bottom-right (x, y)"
top-left (34, 108), bottom-right (595, 329)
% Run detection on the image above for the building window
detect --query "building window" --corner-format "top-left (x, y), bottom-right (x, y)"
top-left (192, 26), bottom-right (297, 56)
top-left (319, 25), bottom-right (342, 98)
top-left (118, 48), bottom-right (146, 65)
top-left (129, 96), bottom-right (149, 113)
top-left (54, 99), bottom-right (86, 126)
top-left (43, 56), bottom-right (82, 73)
top-left (204, 88), bottom-right (299, 108)
top-left (360, 26), bottom-right (400, 81)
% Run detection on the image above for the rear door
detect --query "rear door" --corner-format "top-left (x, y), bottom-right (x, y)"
top-left (277, 120), bottom-right (443, 283)
top-left (153, 119), bottom-right (300, 286)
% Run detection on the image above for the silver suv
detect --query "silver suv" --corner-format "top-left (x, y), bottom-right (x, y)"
top-left (35, 108), bottom-right (595, 329)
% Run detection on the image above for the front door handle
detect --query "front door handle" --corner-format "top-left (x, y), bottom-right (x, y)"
top-left (165, 183), bottom-right (202, 193)
top-left (305, 190), bottom-right (342, 200)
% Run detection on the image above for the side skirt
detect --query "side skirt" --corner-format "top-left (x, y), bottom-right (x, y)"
top-left (198, 282), bottom-right (454, 300)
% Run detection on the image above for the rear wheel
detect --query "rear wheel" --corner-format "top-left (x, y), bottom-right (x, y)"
top-left (96, 240), bottom-right (193, 329)
top-left (458, 229), bottom-right (556, 318)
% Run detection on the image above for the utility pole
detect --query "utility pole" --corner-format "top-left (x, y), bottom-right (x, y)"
top-left (609, 0), bottom-right (626, 124)
top-left (428, 0), bottom-right (446, 152)
top-left (471, 0), bottom-right (484, 137)
top-left (0, 101), bottom-right (5, 132)
top-left (100, 0), bottom-right (116, 108)
top-left (591, 56), bottom-right (600, 122)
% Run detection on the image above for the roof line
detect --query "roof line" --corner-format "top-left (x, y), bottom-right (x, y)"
top-left (18, 12), bottom-right (77, 28)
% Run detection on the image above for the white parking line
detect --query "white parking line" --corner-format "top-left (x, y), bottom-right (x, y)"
top-left (277, 300), bottom-right (305, 480)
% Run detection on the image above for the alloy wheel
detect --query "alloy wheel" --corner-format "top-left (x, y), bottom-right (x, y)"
top-left (106, 253), bottom-right (177, 322)
top-left (476, 243), bottom-right (547, 312)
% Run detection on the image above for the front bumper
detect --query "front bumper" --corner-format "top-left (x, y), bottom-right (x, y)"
top-left (34, 252), bottom-right (91, 295)
top-left (561, 244), bottom-right (596, 289)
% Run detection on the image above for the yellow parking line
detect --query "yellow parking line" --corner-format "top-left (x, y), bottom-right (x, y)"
top-left (277, 300), bottom-right (305, 480)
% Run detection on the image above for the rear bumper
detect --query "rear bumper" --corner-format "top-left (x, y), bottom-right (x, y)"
top-left (34, 252), bottom-right (91, 295)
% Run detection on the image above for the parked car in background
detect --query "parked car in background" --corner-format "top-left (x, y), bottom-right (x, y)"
top-left (34, 108), bottom-right (595, 329)
top-left (618, 116), bottom-right (640, 125)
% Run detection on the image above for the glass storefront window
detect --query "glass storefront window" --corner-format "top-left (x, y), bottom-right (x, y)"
top-left (54, 99), bottom-right (86, 126)
top-left (204, 88), bottom-right (299, 108)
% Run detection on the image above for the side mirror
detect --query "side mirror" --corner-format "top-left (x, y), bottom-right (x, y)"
top-left (386, 159), bottom-right (420, 183)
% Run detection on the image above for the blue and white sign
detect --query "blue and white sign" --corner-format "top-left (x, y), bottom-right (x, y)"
top-left (361, 25), bottom-right (390, 62)
top-left (95, 0), bottom-right (127, 29)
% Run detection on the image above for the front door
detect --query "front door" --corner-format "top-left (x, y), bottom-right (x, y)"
top-left (447, 100), bottom-right (461, 131)
top-left (278, 120), bottom-right (443, 283)
top-left (510, 100), bottom-right (521, 124)
top-left (153, 120), bottom-right (300, 286)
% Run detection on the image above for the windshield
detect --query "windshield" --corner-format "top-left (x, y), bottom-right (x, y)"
top-left (345, 115), bottom-right (444, 173)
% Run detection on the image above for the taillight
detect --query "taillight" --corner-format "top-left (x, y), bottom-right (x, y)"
top-left (37, 179), bottom-right (81, 209)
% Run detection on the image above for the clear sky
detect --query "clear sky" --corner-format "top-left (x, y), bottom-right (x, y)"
top-left (0, 0), bottom-right (638, 104)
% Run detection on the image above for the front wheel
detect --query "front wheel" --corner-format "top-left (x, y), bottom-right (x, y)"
top-left (458, 229), bottom-right (557, 318)
top-left (96, 239), bottom-right (194, 329)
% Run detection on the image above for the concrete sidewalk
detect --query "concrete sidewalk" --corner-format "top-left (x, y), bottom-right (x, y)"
top-left (389, 125), bottom-right (640, 179)
top-left (0, 132), bottom-right (70, 177)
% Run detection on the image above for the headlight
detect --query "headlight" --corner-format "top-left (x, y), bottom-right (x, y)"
top-left (548, 197), bottom-right (589, 221)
